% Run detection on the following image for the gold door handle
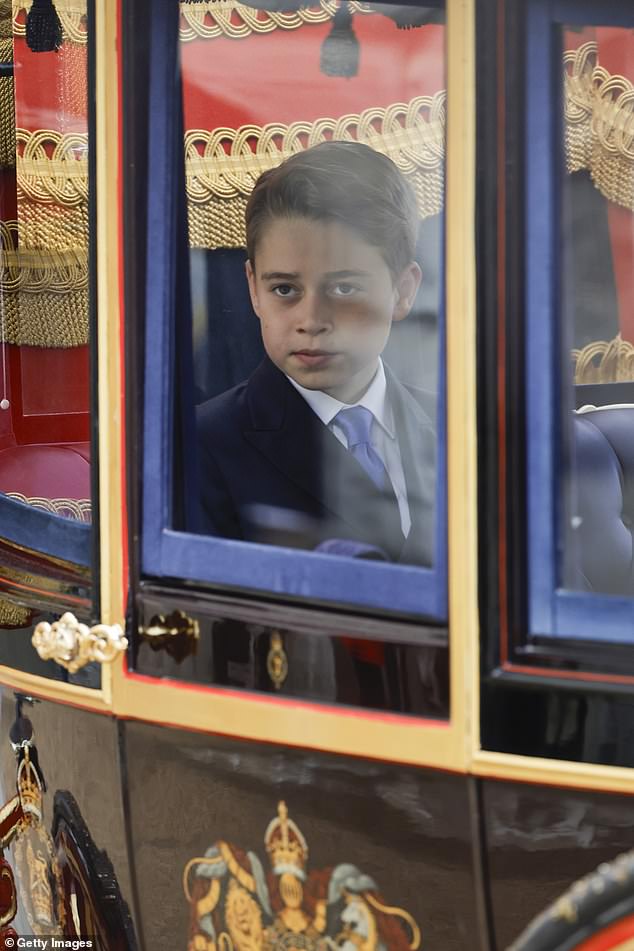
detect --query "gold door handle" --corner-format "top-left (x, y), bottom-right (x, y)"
top-left (32, 611), bottom-right (128, 673)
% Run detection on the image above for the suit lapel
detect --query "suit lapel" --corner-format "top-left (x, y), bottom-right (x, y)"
top-left (386, 369), bottom-right (437, 567)
top-left (242, 359), bottom-right (435, 565)
top-left (243, 359), bottom-right (380, 532)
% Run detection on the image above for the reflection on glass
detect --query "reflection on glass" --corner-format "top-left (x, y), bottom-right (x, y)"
top-left (0, 2), bottom-right (91, 525)
top-left (562, 26), bottom-right (634, 595)
top-left (182, 1), bottom-right (445, 568)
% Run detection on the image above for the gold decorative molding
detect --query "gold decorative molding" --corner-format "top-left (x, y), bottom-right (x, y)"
top-left (564, 42), bottom-right (634, 212)
top-left (186, 93), bottom-right (446, 248)
top-left (32, 611), bottom-right (127, 674)
top-left (13, 0), bottom-right (87, 46)
top-left (572, 333), bottom-right (634, 384)
top-left (179, 0), bottom-right (371, 42)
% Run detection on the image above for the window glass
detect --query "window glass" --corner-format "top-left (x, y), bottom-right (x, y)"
top-left (0, 0), bottom-right (91, 531)
top-left (177, 1), bottom-right (445, 590)
top-left (561, 25), bottom-right (634, 598)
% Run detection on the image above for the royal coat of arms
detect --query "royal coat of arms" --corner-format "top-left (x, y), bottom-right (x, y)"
top-left (184, 801), bottom-right (421, 951)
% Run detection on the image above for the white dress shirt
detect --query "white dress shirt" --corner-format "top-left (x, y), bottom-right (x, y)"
top-left (286, 360), bottom-right (411, 536)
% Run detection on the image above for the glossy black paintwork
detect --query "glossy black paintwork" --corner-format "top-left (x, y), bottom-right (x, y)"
top-left (482, 778), bottom-right (634, 949)
top-left (122, 720), bottom-right (482, 951)
top-left (0, 689), bottom-right (137, 944)
top-left (133, 585), bottom-right (449, 715)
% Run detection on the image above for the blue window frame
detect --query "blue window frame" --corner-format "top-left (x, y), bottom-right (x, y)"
top-left (526, 0), bottom-right (634, 641)
top-left (140, 1), bottom-right (448, 620)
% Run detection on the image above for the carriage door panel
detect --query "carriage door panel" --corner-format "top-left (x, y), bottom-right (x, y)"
top-left (120, 0), bottom-right (485, 947)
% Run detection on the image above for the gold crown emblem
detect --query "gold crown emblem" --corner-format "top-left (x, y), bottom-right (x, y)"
top-left (264, 801), bottom-right (308, 878)
top-left (17, 748), bottom-right (42, 825)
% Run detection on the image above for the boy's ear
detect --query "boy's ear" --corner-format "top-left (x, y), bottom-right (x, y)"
top-left (245, 259), bottom-right (262, 319)
top-left (392, 262), bottom-right (422, 322)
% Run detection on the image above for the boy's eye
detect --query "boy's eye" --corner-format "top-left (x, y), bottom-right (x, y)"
top-left (271, 284), bottom-right (298, 298)
top-left (331, 283), bottom-right (360, 297)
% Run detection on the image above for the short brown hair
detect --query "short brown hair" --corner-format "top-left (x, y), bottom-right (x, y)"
top-left (245, 141), bottom-right (419, 277)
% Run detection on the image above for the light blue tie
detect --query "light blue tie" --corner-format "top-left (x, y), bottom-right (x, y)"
top-left (335, 406), bottom-right (389, 491)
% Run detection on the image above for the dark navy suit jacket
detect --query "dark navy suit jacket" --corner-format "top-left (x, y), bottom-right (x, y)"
top-left (195, 357), bottom-right (436, 567)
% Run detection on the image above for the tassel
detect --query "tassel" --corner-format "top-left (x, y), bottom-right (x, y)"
top-left (26, 0), bottom-right (63, 53)
top-left (386, 6), bottom-right (444, 29)
top-left (320, 2), bottom-right (359, 78)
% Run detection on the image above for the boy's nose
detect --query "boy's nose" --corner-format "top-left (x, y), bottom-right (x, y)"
top-left (296, 295), bottom-right (330, 334)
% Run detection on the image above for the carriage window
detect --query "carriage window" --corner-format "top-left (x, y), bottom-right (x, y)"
top-left (525, 3), bottom-right (634, 641)
top-left (142, 0), bottom-right (447, 618)
top-left (0, 1), bottom-right (92, 562)
top-left (563, 26), bottom-right (634, 599)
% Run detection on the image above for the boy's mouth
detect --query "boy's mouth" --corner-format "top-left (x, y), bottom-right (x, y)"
top-left (292, 350), bottom-right (338, 368)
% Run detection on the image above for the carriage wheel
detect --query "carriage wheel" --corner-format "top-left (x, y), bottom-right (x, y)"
top-left (508, 851), bottom-right (634, 950)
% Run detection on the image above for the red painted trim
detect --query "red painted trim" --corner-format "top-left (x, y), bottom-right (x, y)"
top-left (0, 574), bottom-right (88, 607)
top-left (501, 661), bottom-right (634, 687)
top-left (576, 914), bottom-right (634, 950)
top-left (121, 661), bottom-right (451, 729)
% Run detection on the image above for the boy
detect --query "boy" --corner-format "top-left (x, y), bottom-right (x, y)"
top-left (196, 141), bottom-right (436, 566)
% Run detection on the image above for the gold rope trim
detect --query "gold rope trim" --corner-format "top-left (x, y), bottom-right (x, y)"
top-left (0, 74), bottom-right (14, 169)
top-left (6, 492), bottom-right (91, 522)
top-left (15, 0), bottom-right (370, 45)
top-left (564, 42), bottom-right (634, 212)
top-left (13, 0), bottom-right (87, 46)
top-left (1, 221), bottom-right (87, 292)
top-left (179, 0), bottom-right (371, 42)
top-left (17, 129), bottom-right (88, 207)
top-left (572, 334), bottom-right (634, 384)
top-left (186, 93), bottom-right (446, 248)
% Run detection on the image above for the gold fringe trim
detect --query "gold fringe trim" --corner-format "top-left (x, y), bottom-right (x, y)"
top-left (179, 0), bottom-right (371, 42)
top-left (564, 42), bottom-right (634, 212)
top-left (1, 221), bottom-right (87, 292)
top-left (572, 333), bottom-right (634, 384)
top-left (6, 492), bottom-right (91, 521)
top-left (13, 0), bottom-right (87, 46)
top-left (0, 288), bottom-right (88, 346)
top-left (17, 200), bottom-right (89, 254)
top-left (0, 220), bottom-right (88, 346)
top-left (186, 93), bottom-right (446, 248)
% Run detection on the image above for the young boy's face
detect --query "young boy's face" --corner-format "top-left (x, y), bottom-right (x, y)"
top-left (246, 217), bottom-right (421, 404)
